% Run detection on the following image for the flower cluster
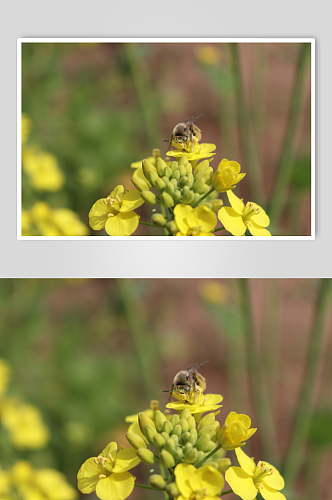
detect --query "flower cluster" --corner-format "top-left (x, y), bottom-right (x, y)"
top-left (89, 129), bottom-right (271, 236)
top-left (77, 383), bottom-right (286, 500)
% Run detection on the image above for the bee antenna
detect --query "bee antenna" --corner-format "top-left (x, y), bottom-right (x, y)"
top-left (161, 389), bottom-right (171, 393)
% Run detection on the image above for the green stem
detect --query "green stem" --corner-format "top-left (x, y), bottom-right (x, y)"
top-left (239, 279), bottom-right (278, 462)
top-left (268, 43), bottom-right (311, 225)
top-left (283, 279), bottom-right (331, 488)
top-left (220, 490), bottom-right (233, 496)
top-left (160, 205), bottom-right (169, 235)
top-left (139, 221), bottom-right (162, 228)
top-left (195, 444), bottom-right (222, 467)
top-left (135, 483), bottom-right (165, 491)
top-left (192, 187), bottom-right (215, 207)
top-left (230, 43), bottom-right (263, 203)
top-left (213, 226), bottom-right (225, 233)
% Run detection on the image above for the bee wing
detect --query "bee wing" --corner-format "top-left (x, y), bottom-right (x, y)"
top-left (184, 114), bottom-right (203, 127)
top-left (185, 360), bottom-right (209, 378)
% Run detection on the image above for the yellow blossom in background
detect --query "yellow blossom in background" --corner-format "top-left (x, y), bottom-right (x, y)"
top-left (21, 114), bottom-right (32, 145)
top-left (0, 469), bottom-right (10, 498)
top-left (218, 190), bottom-right (271, 236)
top-left (211, 159), bottom-right (246, 193)
top-left (0, 359), bottom-right (11, 397)
top-left (167, 393), bottom-right (223, 415)
top-left (218, 412), bottom-right (257, 450)
top-left (167, 143), bottom-right (216, 162)
top-left (23, 202), bottom-right (89, 236)
top-left (77, 442), bottom-right (140, 500)
top-left (174, 204), bottom-right (217, 236)
top-left (195, 45), bottom-right (222, 66)
top-left (225, 448), bottom-right (286, 500)
top-left (198, 281), bottom-right (230, 305)
top-left (175, 463), bottom-right (224, 500)
top-left (0, 398), bottom-right (50, 449)
top-left (89, 185), bottom-right (144, 236)
top-left (22, 146), bottom-right (65, 192)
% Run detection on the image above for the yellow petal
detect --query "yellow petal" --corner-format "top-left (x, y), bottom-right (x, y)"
top-left (218, 207), bottom-right (246, 236)
top-left (77, 457), bottom-right (105, 494)
top-left (89, 199), bottom-right (116, 230)
top-left (229, 161), bottom-right (241, 174)
top-left (238, 414), bottom-right (251, 429)
top-left (101, 442), bottom-right (118, 458)
top-left (189, 206), bottom-right (217, 233)
top-left (110, 185), bottom-right (125, 199)
top-left (220, 166), bottom-right (237, 187)
top-left (96, 472), bottom-right (135, 500)
top-left (259, 483), bottom-right (286, 500)
top-left (120, 191), bottom-right (144, 212)
top-left (113, 448), bottom-right (141, 473)
top-left (174, 204), bottom-right (192, 235)
top-left (251, 206), bottom-right (270, 227)
top-left (225, 411), bottom-right (238, 424)
top-left (227, 190), bottom-right (245, 215)
top-left (260, 464), bottom-right (284, 490)
top-left (175, 463), bottom-right (196, 498)
top-left (191, 465), bottom-right (224, 496)
top-left (235, 448), bottom-right (256, 476)
top-left (105, 212), bottom-right (139, 236)
top-left (131, 157), bottom-right (154, 169)
top-left (225, 467), bottom-right (257, 500)
top-left (249, 221), bottom-right (271, 236)
top-left (229, 421), bottom-right (247, 443)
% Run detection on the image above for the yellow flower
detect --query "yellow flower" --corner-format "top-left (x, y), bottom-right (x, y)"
top-left (174, 204), bottom-right (217, 236)
top-left (198, 281), bottom-right (229, 305)
top-left (22, 147), bottom-right (65, 192)
top-left (125, 408), bottom-right (154, 443)
top-left (22, 114), bottom-right (32, 145)
top-left (211, 159), bottom-right (246, 192)
top-left (166, 394), bottom-right (223, 415)
top-left (77, 442), bottom-right (140, 500)
top-left (0, 398), bottom-right (50, 449)
top-left (175, 463), bottom-right (224, 500)
top-left (0, 359), bottom-right (11, 398)
top-left (195, 45), bottom-right (222, 66)
top-left (225, 448), bottom-right (286, 500)
top-left (167, 143), bottom-right (216, 162)
top-left (89, 185), bottom-right (144, 236)
top-left (218, 191), bottom-right (271, 236)
top-left (218, 412), bottom-right (257, 450)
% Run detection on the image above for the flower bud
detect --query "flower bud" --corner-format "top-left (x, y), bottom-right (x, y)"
top-left (138, 413), bottom-right (155, 436)
top-left (166, 181), bottom-right (175, 195)
top-left (217, 424), bottom-right (227, 444)
top-left (131, 176), bottom-right (150, 192)
top-left (155, 178), bottom-right (166, 193)
top-left (184, 442), bottom-right (193, 454)
top-left (193, 178), bottom-right (207, 194)
top-left (147, 169), bottom-right (158, 187)
top-left (171, 424), bottom-right (182, 436)
top-left (161, 431), bottom-right (169, 441)
top-left (143, 159), bottom-right (157, 179)
top-left (145, 424), bottom-right (157, 444)
top-left (163, 420), bottom-right (173, 436)
top-left (209, 199), bottom-right (224, 212)
top-left (197, 413), bottom-right (215, 432)
top-left (195, 451), bottom-right (205, 463)
top-left (179, 165), bottom-right (187, 178)
top-left (166, 221), bottom-right (178, 234)
top-left (181, 185), bottom-right (190, 195)
top-left (136, 448), bottom-right (155, 465)
top-left (182, 191), bottom-right (195, 204)
top-left (165, 437), bottom-right (176, 453)
top-left (153, 432), bottom-right (166, 450)
top-left (188, 416), bottom-right (196, 430)
top-left (161, 192), bottom-right (175, 208)
top-left (211, 421), bottom-right (220, 442)
top-left (198, 424), bottom-right (216, 439)
top-left (154, 410), bottom-right (168, 433)
top-left (205, 441), bottom-right (216, 453)
top-left (181, 431), bottom-right (190, 444)
top-left (172, 170), bottom-right (180, 181)
top-left (173, 190), bottom-right (182, 203)
top-left (160, 449), bottom-right (175, 468)
top-left (195, 168), bottom-right (212, 183)
top-left (188, 429), bottom-right (197, 445)
top-left (215, 458), bottom-right (232, 473)
top-left (170, 161), bottom-right (178, 172)
top-left (170, 434), bottom-right (179, 446)
top-left (180, 408), bottom-right (192, 420)
top-left (151, 213), bottom-right (166, 227)
top-left (194, 160), bottom-right (209, 176)
top-left (178, 155), bottom-right (188, 166)
top-left (166, 482), bottom-right (180, 497)
top-left (180, 418), bottom-right (189, 433)
top-left (126, 432), bottom-right (147, 450)
top-left (186, 173), bottom-right (194, 188)
top-left (196, 434), bottom-right (212, 452)
top-left (184, 447), bottom-right (198, 463)
top-left (140, 190), bottom-right (157, 205)
top-left (156, 157), bottom-right (167, 175)
top-left (186, 162), bottom-right (193, 175)
top-left (164, 166), bottom-right (172, 178)
top-left (173, 447), bottom-right (183, 462)
top-left (192, 193), bottom-right (201, 204)
top-left (170, 414), bottom-right (180, 427)
top-left (149, 474), bottom-right (166, 489)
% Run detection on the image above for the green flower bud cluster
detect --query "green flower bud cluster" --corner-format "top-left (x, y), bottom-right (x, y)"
top-left (137, 156), bottom-right (213, 209)
top-left (130, 408), bottom-right (221, 472)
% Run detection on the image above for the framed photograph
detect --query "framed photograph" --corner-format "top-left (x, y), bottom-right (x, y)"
top-left (18, 39), bottom-right (314, 240)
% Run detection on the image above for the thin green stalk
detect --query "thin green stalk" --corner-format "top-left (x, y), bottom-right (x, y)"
top-left (195, 444), bottom-right (222, 467)
top-left (239, 279), bottom-right (278, 462)
top-left (283, 279), bottom-right (331, 488)
top-left (135, 483), bottom-right (165, 491)
top-left (213, 226), bottom-right (225, 233)
top-left (117, 279), bottom-right (159, 401)
top-left (221, 490), bottom-right (233, 496)
top-left (250, 43), bottom-right (267, 158)
top-left (139, 221), bottom-right (162, 228)
top-left (161, 205), bottom-right (169, 235)
top-left (268, 43), bottom-right (311, 225)
top-left (229, 43), bottom-right (263, 203)
top-left (192, 187), bottom-right (215, 207)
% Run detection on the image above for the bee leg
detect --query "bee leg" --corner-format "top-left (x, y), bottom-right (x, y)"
top-left (194, 383), bottom-right (198, 404)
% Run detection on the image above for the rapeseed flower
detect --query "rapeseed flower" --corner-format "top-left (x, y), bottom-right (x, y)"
top-left (0, 359), bottom-right (11, 397)
top-left (174, 463), bottom-right (224, 500)
top-left (218, 412), bottom-right (257, 450)
top-left (211, 159), bottom-right (246, 193)
top-left (167, 143), bottom-right (216, 162)
top-left (218, 191), bottom-right (271, 236)
top-left (22, 146), bottom-right (65, 192)
top-left (174, 204), bottom-right (217, 236)
top-left (225, 448), bottom-right (286, 500)
top-left (89, 185), bottom-right (144, 236)
top-left (167, 393), bottom-right (223, 415)
top-left (77, 442), bottom-right (140, 500)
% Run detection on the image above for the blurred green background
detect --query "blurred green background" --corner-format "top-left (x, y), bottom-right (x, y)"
top-left (21, 42), bottom-right (312, 236)
top-left (0, 278), bottom-right (331, 499)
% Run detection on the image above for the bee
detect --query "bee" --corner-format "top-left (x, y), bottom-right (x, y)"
top-left (166, 115), bottom-right (203, 152)
top-left (164, 360), bottom-right (209, 404)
